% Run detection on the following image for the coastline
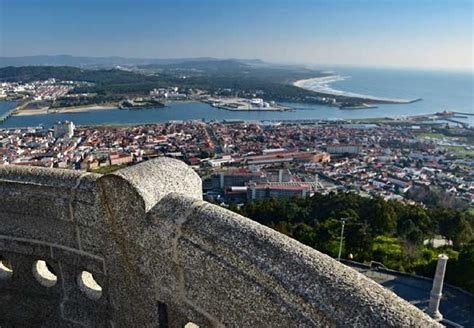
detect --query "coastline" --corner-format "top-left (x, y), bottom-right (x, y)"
top-left (293, 76), bottom-right (346, 89)
top-left (293, 76), bottom-right (421, 104)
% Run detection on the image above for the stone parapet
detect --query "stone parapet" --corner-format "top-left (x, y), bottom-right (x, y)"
top-left (0, 158), bottom-right (440, 327)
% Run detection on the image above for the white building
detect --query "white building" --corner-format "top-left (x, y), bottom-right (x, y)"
top-left (249, 98), bottom-right (264, 107)
top-left (53, 121), bottom-right (75, 139)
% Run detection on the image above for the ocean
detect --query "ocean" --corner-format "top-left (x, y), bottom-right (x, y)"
top-left (0, 67), bottom-right (472, 128)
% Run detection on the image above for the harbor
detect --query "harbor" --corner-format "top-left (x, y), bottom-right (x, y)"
top-left (205, 97), bottom-right (292, 111)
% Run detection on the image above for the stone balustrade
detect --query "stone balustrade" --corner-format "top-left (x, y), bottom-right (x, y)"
top-left (0, 158), bottom-right (440, 327)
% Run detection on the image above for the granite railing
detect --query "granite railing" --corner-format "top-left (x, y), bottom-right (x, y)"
top-left (0, 158), bottom-right (440, 327)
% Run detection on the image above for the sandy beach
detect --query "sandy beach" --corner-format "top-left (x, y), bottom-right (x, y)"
top-left (14, 104), bottom-right (118, 116)
top-left (293, 76), bottom-right (420, 104)
top-left (293, 76), bottom-right (345, 89)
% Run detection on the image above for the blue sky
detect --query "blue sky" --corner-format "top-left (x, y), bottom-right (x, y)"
top-left (0, 0), bottom-right (472, 69)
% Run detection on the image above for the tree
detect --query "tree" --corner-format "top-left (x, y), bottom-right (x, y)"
top-left (230, 192), bottom-right (474, 291)
top-left (451, 215), bottom-right (473, 248)
top-left (362, 197), bottom-right (396, 236)
top-left (274, 221), bottom-right (292, 236)
top-left (198, 150), bottom-right (210, 159)
top-left (439, 212), bottom-right (473, 248)
top-left (447, 241), bottom-right (474, 293)
top-left (313, 218), bottom-right (341, 256)
top-left (344, 221), bottom-right (373, 261)
top-left (372, 236), bottom-right (403, 270)
top-left (293, 223), bottom-right (316, 247)
top-left (398, 219), bottom-right (424, 245)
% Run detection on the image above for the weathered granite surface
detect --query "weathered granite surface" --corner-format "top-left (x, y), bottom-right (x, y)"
top-left (0, 158), bottom-right (441, 327)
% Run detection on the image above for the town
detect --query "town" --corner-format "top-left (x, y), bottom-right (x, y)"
top-left (1, 1), bottom-right (474, 326)
top-left (0, 78), bottom-right (92, 101)
top-left (0, 119), bottom-right (472, 208)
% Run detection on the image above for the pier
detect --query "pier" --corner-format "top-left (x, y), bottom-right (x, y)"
top-left (452, 111), bottom-right (474, 116)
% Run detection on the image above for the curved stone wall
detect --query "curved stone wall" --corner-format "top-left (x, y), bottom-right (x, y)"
top-left (0, 158), bottom-right (440, 327)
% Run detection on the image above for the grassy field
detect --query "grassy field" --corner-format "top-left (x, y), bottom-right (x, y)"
top-left (417, 132), bottom-right (446, 139)
top-left (444, 145), bottom-right (473, 157)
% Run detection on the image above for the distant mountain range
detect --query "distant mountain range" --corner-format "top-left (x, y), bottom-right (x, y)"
top-left (141, 59), bottom-right (250, 71)
top-left (0, 55), bottom-right (265, 68)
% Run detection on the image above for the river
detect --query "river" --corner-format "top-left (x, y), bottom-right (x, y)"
top-left (0, 67), bottom-right (472, 128)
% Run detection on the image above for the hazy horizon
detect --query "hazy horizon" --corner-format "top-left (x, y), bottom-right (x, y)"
top-left (1, 0), bottom-right (473, 70)
top-left (2, 54), bottom-right (473, 73)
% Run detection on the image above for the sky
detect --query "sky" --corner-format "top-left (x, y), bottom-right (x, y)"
top-left (0, 0), bottom-right (473, 69)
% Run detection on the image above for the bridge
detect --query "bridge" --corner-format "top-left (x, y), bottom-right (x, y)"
top-left (0, 158), bottom-right (441, 327)
top-left (0, 106), bottom-right (16, 123)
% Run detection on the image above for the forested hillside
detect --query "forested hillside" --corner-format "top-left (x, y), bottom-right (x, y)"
top-left (229, 192), bottom-right (474, 293)
top-left (0, 64), bottom-right (331, 102)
